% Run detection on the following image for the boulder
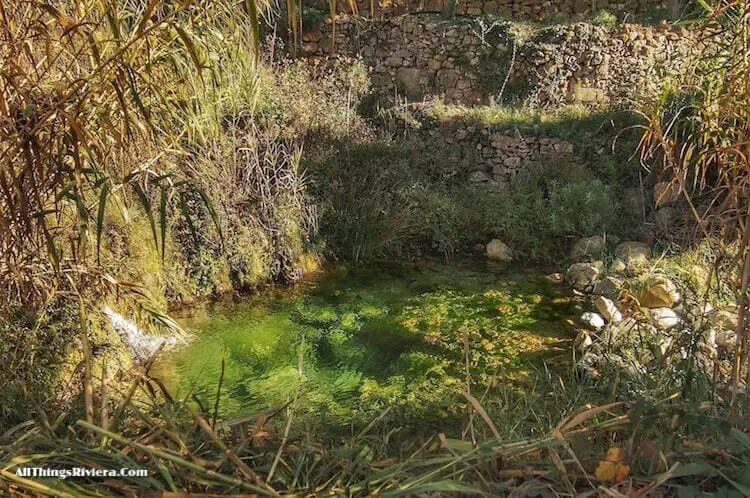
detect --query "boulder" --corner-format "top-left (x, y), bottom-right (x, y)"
top-left (610, 259), bottom-right (627, 274)
top-left (577, 352), bottom-right (602, 378)
top-left (711, 309), bottom-right (739, 331)
top-left (595, 296), bottom-right (622, 323)
top-left (570, 235), bottom-right (605, 260)
top-left (651, 307), bottom-right (681, 329)
top-left (615, 241), bottom-right (651, 266)
top-left (635, 276), bottom-right (679, 308)
top-left (395, 68), bottom-right (422, 98)
top-left (715, 328), bottom-right (737, 348)
top-left (485, 239), bottom-right (513, 262)
top-left (593, 276), bottom-right (622, 300)
top-left (581, 311), bottom-right (605, 330)
top-left (566, 261), bottom-right (602, 292)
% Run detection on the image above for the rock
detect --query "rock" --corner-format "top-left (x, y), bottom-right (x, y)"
top-left (566, 262), bottom-right (602, 292)
top-left (485, 239), bottom-right (513, 262)
top-left (570, 235), bottom-right (605, 260)
top-left (592, 276), bottom-right (622, 299)
top-left (715, 328), bottom-right (737, 348)
top-left (635, 276), bottom-right (679, 308)
top-left (468, 170), bottom-right (491, 183)
top-left (542, 273), bottom-right (564, 284)
top-left (595, 296), bottom-right (622, 323)
top-left (651, 307), bottom-right (681, 329)
top-left (609, 258), bottom-right (627, 273)
top-left (711, 309), bottom-right (739, 331)
top-left (574, 330), bottom-right (593, 352)
top-left (699, 303), bottom-right (714, 316)
top-left (577, 352), bottom-right (602, 378)
top-left (395, 68), bottom-right (422, 98)
top-left (436, 69), bottom-right (460, 89)
top-left (615, 241), bottom-right (651, 266)
top-left (581, 311), bottom-right (605, 330)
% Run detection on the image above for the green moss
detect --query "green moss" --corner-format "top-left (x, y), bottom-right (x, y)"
top-left (156, 262), bottom-right (574, 440)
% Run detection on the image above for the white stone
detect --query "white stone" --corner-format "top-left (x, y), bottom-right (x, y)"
top-left (651, 308), bottom-right (681, 329)
top-left (581, 311), bottom-right (605, 330)
top-left (595, 296), bottom-right (622, 323)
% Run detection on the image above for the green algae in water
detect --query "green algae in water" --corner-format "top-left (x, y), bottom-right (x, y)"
top-left (155, 261), bottom-right (575, 437)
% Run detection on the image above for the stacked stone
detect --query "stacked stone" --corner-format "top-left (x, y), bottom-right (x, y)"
top-left (305, 0), bottom-right (674, 20)
top-left (303, 16), bottom-right (699, 108)
top-left (420, 125), bottom-right (575, 190)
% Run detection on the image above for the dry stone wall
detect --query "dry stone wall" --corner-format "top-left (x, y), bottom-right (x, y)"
top-left (415, 121), bottom-right (575, 190)
top-left (307, 0), bottom-right (679, 20)
top-left (301, 15), bottom-right (700, 107)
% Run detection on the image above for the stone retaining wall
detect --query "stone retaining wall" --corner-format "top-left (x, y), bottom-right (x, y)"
top-left (416, 121), bottom-right (575, 190)
top-left (302, 15), bottom-right (699, 107)
top-left (306, 0), bottom-right (680, 20)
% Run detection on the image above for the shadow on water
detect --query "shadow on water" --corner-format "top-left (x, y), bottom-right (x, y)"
top-left (153, 259), bottom-right (577, 438)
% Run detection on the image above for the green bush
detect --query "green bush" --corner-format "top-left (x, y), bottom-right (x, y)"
top-left (310, 137), bottom-right (625, 263)
top-left (301, 7), bottom-right (327, 32)
top-left (0, 304), bottom-right (77, 428)
top-left (547, 179), bottom-right (620, 236)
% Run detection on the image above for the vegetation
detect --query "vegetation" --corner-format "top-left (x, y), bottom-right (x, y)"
top-left (310, 105), bottom-right (640, 262)
top-left (1, 0), bottom-right (749, 495)
top-left (635, 0), bottom-right (750, 412)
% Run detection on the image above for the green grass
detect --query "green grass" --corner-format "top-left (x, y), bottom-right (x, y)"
top-left (427, 102), bottom-right (644, 141)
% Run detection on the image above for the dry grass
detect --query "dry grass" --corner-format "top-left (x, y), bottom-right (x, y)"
top-left (0, 0), bottom-right (260, 308)
top-left (1, 348), bottom-right (748, 497)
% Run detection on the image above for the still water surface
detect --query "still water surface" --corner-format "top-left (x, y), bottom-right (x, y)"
top-left (155, 260), bottom-right (575, 436)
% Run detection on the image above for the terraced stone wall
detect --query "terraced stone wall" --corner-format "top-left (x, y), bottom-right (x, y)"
top-left (412, 121), bottom-right (575, 190)
top-left (301, 16), bottom-right (699, 107)
top-left (307, 0), bottom-right (680, 20)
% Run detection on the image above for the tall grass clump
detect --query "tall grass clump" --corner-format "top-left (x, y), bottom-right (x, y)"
top-left (0, 0), bottom-right (275, 425)
top-left (0, 0), bottom-right (261, 308)
top-left (635, 0), bottom-right (750, 413)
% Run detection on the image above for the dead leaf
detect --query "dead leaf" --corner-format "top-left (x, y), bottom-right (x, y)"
top-left (595, 447), bottom-right (630, 484)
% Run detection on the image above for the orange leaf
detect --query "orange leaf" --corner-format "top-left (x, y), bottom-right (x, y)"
top-left (595, 447), bottom-right (630, 484)
top-left (606, 447), bottom-right (625, 462)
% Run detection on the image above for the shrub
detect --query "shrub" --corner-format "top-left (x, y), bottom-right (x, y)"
top-left (310, 136), bottom-right (626, 263)
top-left (547, 179), bottom-right (620, 237)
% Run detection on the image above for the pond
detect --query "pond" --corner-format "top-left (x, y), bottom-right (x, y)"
top-left (154, 260), bottom-right (576, 440)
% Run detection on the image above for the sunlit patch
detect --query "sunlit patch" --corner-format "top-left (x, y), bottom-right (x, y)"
top-left (155, 262), bottom-right (575, 438)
